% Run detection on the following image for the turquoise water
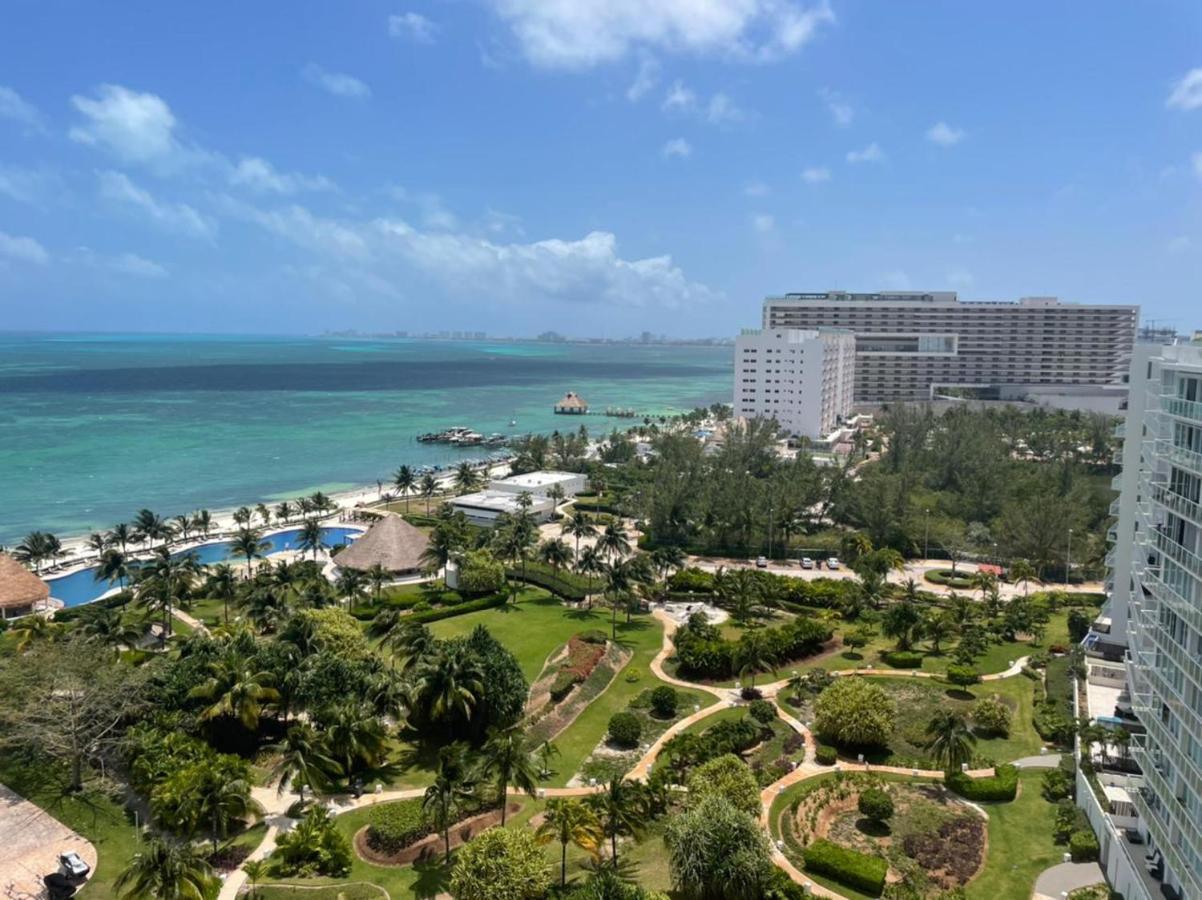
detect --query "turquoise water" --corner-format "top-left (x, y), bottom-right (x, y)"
top-left (0, 334), bottom-right (732, 545)
top-left (43, 525), bottom-right (363, 607)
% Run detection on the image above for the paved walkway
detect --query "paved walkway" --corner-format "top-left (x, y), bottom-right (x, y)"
top-left (1014, 753), bottom-right (1064, 769)
top-left (1032, 861), bottom-right (1104, 899)
top-left (0, 783), bottom-right (97, 899)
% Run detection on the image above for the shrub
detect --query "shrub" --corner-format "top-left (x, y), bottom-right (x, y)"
top-left (458, 549), bottom-right (506, 595)
top-left (740, 686), bottom-right (763, 701)
top-left (857, 788), bottom-right (894, 824)
top-left (366, 799), bottom-right (429, 853)
top-left (578, 629), bottom-right (608, 645)
top-left (274, 806), bottom-right (352, 877)
top-left (1041, 767), bottom-right (1074, 802)
top-left (650, 685), bottom-right (679, 719)
top-left (506, 560), bottom-right (591, 601)
top-left (971, 696), bottom-right (1012, 736)
top-left (667, 567), bottom-right (716, 593)
top-left (880, 650), bottom-right (924, 669)
top-left (813, 677), bottom-right (895, 748)
top-left (815, 745), bottom-right (838, 766)
top-left (924, 569), bottom-right (977, 590)
top-left (749, 699), bottom-right (777, 726)
top-left (607, 711), bottom-right (642, 748)
top-left (549, 671), bottom-right (579, 703)
top-left (1053, 799), bottom-right (1080, 844)
top-left (449, 826), bottom-right (552, 900)
top-left (945, 764), bottom-right (1019, 801)
top-left (802, 839), bottom-right (887, 896)
top-left (946, 664), bottom-right (981, 687)
top-left (686, 754), bottom-right (761, 816)
top-left (410, 591), bottom-right (506, 623)
top-left (673, 614), bottom-right (833, 681)
top-left (1069, 829), bottom-right (1100, 862)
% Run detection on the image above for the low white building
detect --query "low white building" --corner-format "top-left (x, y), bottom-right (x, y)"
top-left (733, 327), bottom-right (856, 439)
top-left (448, 490), bottom-right (555, 527)
top-left (489, 470), bottom-right (588, 497)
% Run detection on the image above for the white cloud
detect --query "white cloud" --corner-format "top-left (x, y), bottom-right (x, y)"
top-left (705, 92), bottom-right (744, 124)
top-left (1167, 236), bottom-right (1192, 255)
top-left (230, 157), bottom-right (335, 195)
top-left (386, 186), bottom-right (460, 230)
top-left (389, 12), bottom-right (438, 43)
top-left (216, 194), bottom-right (368, 259)
top-left (751, 213), bottom-right (775, 233)
top-left (485, 0), bottom-right (834, 69)
top-left (817, 87), bottom-right (852, 126)
top-left (801, 166), bottom-right (830, 183)
top-left (626, 55), bottom-right (660, 101)
top-left (70, 84), bottom-right (204, 173)
top-left (662, 80), bottom-right (745, 124)
top-left (1167, 69), bottom-right (1202, 111)
top-left (926, 121), bottom-right (965, 146)
top-left (0, 165), bottom-right (66, 207)
top-left (0, 230), bottom-right (49, 265)
top-left (846, 142), bottom-right (884, 164)
top-left (109, 252), bottom-right (169, 278)
top-left (661, 137), bottom-right (692, 159)
top-left (98, 171), bottom-right (216, 240)
top-left (663, 79), bottom-right (697, 111)
top-left (0, 85), bottom-right (44, 132)
top-left (302, 64), bottom-right (371, 99)
top-left (743, 180), bottom-right (769, 197)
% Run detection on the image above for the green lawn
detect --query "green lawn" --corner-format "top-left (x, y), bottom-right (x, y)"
top-left (0, 754), bottom-right (141, 900)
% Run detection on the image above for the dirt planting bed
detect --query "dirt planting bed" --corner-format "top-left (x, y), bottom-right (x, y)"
top-left (353, 801), bottom-right (522, 867)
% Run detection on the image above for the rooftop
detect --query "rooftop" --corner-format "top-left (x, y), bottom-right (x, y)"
top-left (0, 552), bottom-right (49, 610)
top-left (332, 516), bottom-right (428, 573)
top-left (492, 470), bottom-right (581, 489)
top-left (450, 490), bottom-right (554, 514)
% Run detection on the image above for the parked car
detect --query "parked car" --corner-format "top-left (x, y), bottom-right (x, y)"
top-left (755, 556), bottom-right (768, 568)
top-left (59, 852), bottom-right (90, 880)
top-left (826, 557), bottom-right (840, 570)
top-left (800, 556), bottom-right (814, 570)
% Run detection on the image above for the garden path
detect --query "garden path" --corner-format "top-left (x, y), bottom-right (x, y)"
top-left (1032, 861), bottom-right (1105, 899)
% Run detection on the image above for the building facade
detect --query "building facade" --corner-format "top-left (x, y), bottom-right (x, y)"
top-left (733, 328), bottom-right (856, 439)
top-left (761, 291), bottom-right (1138, 408)
top-left (1124, 341), bottom-right (1202, 899)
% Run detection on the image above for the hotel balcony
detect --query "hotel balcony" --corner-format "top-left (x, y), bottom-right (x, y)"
top-left (1161, 394), bottom-right (1202, 423)
top-left (1150, 484), bottom-right (1202, 529)
top-left (1111, 496), bottom-right (1124, 517)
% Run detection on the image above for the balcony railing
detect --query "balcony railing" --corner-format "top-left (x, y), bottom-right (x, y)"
top-left (1151, 530), bottom-right (1202, 582)
top-left (1127, 750), bottom-right (1202, 900)
top-left (1150, 485), bottom-right (1202, 529)
top-left (1161, 394), bottom-right (1202, 423)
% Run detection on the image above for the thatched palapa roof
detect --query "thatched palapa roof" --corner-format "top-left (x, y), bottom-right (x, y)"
top-left (554, 391), bottom-right (588, 412)
top-left (0, 552), bottom-right (49, 610)
top-left (333, 515), bottom-right (429, 573)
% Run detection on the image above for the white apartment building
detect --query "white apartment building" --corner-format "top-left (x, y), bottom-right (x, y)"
top-left (761, 291), bottom-right (1138, 410)
top-left (733, 328), bottom-right (856, 440)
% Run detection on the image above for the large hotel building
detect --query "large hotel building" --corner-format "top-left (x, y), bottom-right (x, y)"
top-left (761, 291), bottom-right (1139, 409)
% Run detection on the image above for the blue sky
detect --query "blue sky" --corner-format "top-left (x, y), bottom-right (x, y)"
top-left (1, 1), bottom-right (1200, 338)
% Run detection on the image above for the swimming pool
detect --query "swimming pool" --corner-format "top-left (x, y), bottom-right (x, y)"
top-left (45, 525), bottom-right (363, 608)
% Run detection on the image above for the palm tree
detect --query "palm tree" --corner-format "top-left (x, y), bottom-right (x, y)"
top-left (111, 522), bottom-right (136, 554)
top-left (229, 527), bottom-right (270, 576)
top-left (86, 531), bottom-right (111, 556)
top-left (256, 503), bottom-right (272, 527)
top-left (587, 776), bottom-right (643, 863)
top-left (393, 465), bottom-right (417, 513)
top-left (268, 723), bottom-right (341, 802)
top-left (335, 567), bottom-right (368, 613)
top-left (274, 500), bottom-right (294, 525)
top-left (191, 510), bottom-right (213, 539)
top-left (537, 740), bottom-right (560, 779)
top-left (596, 523), bottom-right (631, 561)
top-left (366, 562), bottom-right (389, 606)
top-left (546, 483), bottom-right (566, 518)
top-left (1010, 559), bottom-right (1038, 597)
top-left (453, 461), bottom-right (480, 494)
top-left (96, 547), bottom-right (131, 589)
top-left (77, 607), bottom-right (140, 653)
top-left (649, 545), bottom-right (685, 579)
top-left (172, 515), bottom-right (192, 545)
top-left (181, 765), bottom-right (262, 852)
top-left (537, 798), bottom-right (603, 887)
top-left (564, 515), bottom-right (597, 561)
top-left (423, 745), bottom-right (478, 862)
top-left (295, 518), bottom-right (326, 561)
top-left (377, 618), bottom-right (434, 672)
top-left (577, 544), bottom-right (605, 610)
top-left (133, 509), bottom-right (170, 548)
top-left (416, 645), bottom-right (484, 723)
top-left (922, 609), bottom-right (953, 654)
top-left (242, 859), bottom-right (267, 898)
top-left (203, 564), bottom-right (238, 627)
top-left (14, 530), bottom-right (61, 573)
top-left (233, 506), bottom-right (253, 528)
top-left (923, 709), bottom-right (977, 775)
top-left (136, 549), bottom-right (199, 639)
top-left (539, 538), bottom-right (573, 576)
top-left (420, 473), bottom-right (439, 514)
top-left (189, 654), bottom-right (280, 731)
top-left (603, 559), bottom-right (634, 640)
top-left (11, 615), bottom-right (60, 653)
top-left (733, 627), bottom-right (776, 689)
top-left (481, 724), bottom-right (540, 825)
top-left (114, 836), bottom-right (216, 900)
top-left (323, 703), bottom-right (388, 778)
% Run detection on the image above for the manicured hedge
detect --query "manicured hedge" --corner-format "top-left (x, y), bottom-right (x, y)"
top-left (880, 650), bottom-right (925, 669)
top-left (945, 764), bottom-right (1019, 801)
top-left (924, 568), bottom-right (977, 590)
top-left (1069, 829), bottom-right (1100, 862)
top-left (366, 799), bottom-right (430, 853)
top-left (674, 614), bottom-right (833, 680)
top-left (815, 745), bottom-right (838, 766)
top-left (802, 839), bottom-right (887, 896)
top-left (409, 591), bottom-right (507, 624)
top-left (507, 561), bottom-right (593, 602)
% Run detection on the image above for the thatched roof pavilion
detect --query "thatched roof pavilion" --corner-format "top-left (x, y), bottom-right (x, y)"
top-left (333, 515), bottom-right (429, 575)
top-left (554, 391), bottom-right (588, 414)
top-left (0, 552), bottom-right (49, 619)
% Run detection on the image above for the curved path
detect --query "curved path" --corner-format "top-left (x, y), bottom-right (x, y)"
top-left (1032, 862), bottom-right (1105, 900)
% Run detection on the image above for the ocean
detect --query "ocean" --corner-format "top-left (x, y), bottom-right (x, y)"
top-left (0, 333), bottom-right (732, 545)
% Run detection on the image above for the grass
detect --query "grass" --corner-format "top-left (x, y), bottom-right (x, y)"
top-left (0, 753), bottom-right (141, 900)
top-left (252, 884), bottom-right (388, 899)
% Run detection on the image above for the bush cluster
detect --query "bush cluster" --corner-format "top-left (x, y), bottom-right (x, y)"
top-left (506, 560), bottom-right (592, 601)
top-left (409, 591), bottom-right (507, 624)
top-left (366, 799), bottom-right (430, 853)
top-left (674, 613), bottom-right (832, 680)
top-left (815, 745), bottom-right (838, 766)
top-left (650, 685), bottom-right (678, 719)
top-left (945, 664), bottom-right (981, 687)
top-left (748, 699), bottom-right (777, 726)
top-left (971, 696), bottom-right (1012, 736)
top-left (607, 711), bottom-right (643, 748)
top-left (813, 677), bottom-right (895, 748)
top-left (857, 788), bottom-right (893, 823)
top-left (663, 717), bottom-right (761, 774)
top-left (880, 650), bottom-right (924, 669)
top-left (924, 569), bottom-right (978, 590)
top-left (1069, 829), bottom-right (1100, 862)
top-left (1041, 767), bottom-right (1074, 802)
top-left (802, 839), bottom-right (887, 896)
top-left (945, 764), bottom-right (1019, 801)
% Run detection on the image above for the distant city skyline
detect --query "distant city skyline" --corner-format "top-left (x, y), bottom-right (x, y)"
top-left (1, 2), bottom-right (1200, 337)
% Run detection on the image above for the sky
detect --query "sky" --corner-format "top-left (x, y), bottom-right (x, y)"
top-left (1, 1), bottom-right (1200, 338)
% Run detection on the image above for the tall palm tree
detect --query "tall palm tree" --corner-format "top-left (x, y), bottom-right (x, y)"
top-left (14, 530), bottom-right (61, 573)
top-left (366, 562), bottom-right (389, 606)
top-left (273, 500), bottom-right (294, 525)
top-left (203, 563), bottom-right (239, 627)
top-left (77, 607), bottom-right (140, 653)
top-left (481, 724), bottom-right (540, 825)
top-left (603, 559), bottom-right (634, 639)
top-left (923, 709), bottom-right (977, 775)
top-left (335, 567), bottom-right (368, 613)
top-left (229, 527), bottom-right (270, 576)
top-left (453, 461), bottom-right (480, 494)
top-left (376, 618), bottom-right (434, 672)
top-left (172, 515), bottom-right (192, 545)
top-left (114, 836), bottom-right (216, 900)
top-left (233, 506), bottom-right (253, 528)
top-left (181, 766), bottom-right (262, 852)
top-left (268, 723), bottom-right (340, 802)
top-left (546, 483), bottom-right (566, 518)
top-left (563, 515), bottom-right (597, 561)
top-left (96, 547), bottom-right (131, 588)
top-left (536, 798), bottom-right (603, 887)
top-left (393, 465), bottom-right (417, 513)
top-left (256, 503), bottom-right (272, 527)
top-left (649, 545), bottom-right (686, 580)
top-left (420, 473), bottom-right (439, 514)
top-left (587, 776), bottom-right (643, 863)
top-left (86, 531), bottom-right (111, 556)
top-left (191, 510), bottom-right (213, 539)
top-left (1010, 559), bottom-right (1038, 597)
top-left (538, 538), bottom-right (573, 576)
top-left (733, 627), bottom-right (776, 689)
top-left (11, 615), bottom-right (60, 653)
top-left (324, 703), bottom-right (388, 778)
top-left (596, 523), bottom-right (631, 562)
top-left (111, 522), bottom-right (136, 554)
top-left (136, 549), bottom-right (200, 639)
top-left (295, 518), bottom-right (326, 561)
top-left (133, 509), bottom-right (170, 548)
top-left (576, 544), bottom-right (606, 610)
top-left (415, 646), bottom-right (484, 723)
top-left (423, 745), bottom-right (478, 862)
top-left (188, 654), bottom-right (280, 731)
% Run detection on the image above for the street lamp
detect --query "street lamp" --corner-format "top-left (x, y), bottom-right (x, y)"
top-left (1066, 528), bottom-right (1074, 587)
top-left (923, 508), bottom-right (931, 560)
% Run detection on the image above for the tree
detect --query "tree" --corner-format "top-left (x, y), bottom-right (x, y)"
top-left (115, 836), bottom-right (217, 900)
top-left (188, 653), bottom-right (280, 732)
top-left (857, 787), bottom-right (894, 825)
top-left (256, 503), bottom-right (272, 526)
top-left (454, 461), bottom-right (481, 494)
top-left (230, 527), bottom-right (270, 575)
top-left (663, 794), bottom-right (775, 900)
top-left (415, 644), bottom-right (484, 724)
top-left (537, 798), bottom-right (603, 887)
top-left (1010, 558), bottom-right (1038, 596)
top-left (335, 566), bottom-right (367, 613)
top-left (322, 702), bottom-right (388, 777)
top-left (295, 518), bottom-right (326, 561)
top-left (0, 637), bottom-right (148, 790)
top-left (192, 510), bottom-right (213, 538)
top-left (539, 538), bottom-right (573, 575)
top-left (971, 696), bottom-right (1012, 736)
top-left (538, 740), bottom-right (561, 779)
top-left (577, 544), bottom-right (606, 609)
top-left (924, 709), bottom-right (977, 774)
top-left (686, 754), bottom-right (760, 816)
top-left (14, 530), bottom-right (62, 573)
top-left (813, 677), bottom-right (895, 748)
top-left (597, 523), bottom-right (632, 561)
top-left (564, 515), bottom-right (597, 562)
top-left (203, 563), bottom-right (238, 627)
top-left (179, 765), bottom-right (262, 851)
top-left (603, 559), bottom-right (634, 639)
top-left (733, 628), bottom-right (776, 689)
top-left (420, 472), bottom-right (439, 514)
top-left (77, 606), bottom-right (141, 653)
top-left (393, 464), bottom-right (417, 512)
top-left (882, 601), bottom-right (922, 651)
top-left (587, 776), bottom-right (644, 863)
top-left (242, 859), bottom-right (267, 897)
top-left (481, 724), bottom-right (540, 824)
top-left (650, 685), bottom-right (678, 719)
top-left (274, 501), bottom-right (294, 525)
top-left (268, 723), bottom-right (340, 801)
top-left (921, 609), bottom-right (952, 654)
top-left (450, 825), bottom-right (551, 900)
top-left (135, 548), bottom-right (200, 639)
top-left (423, 744), bottom-right (479, 862)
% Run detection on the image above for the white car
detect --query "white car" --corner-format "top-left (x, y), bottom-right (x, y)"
top-left (59, 852), bottom-right (90, 879)
top-left (755, 556), bottom-right (768, 568)
top-left (826, 557), bottom-right (840, 570)
top-left (800, 557), bottom-right (814, 570)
